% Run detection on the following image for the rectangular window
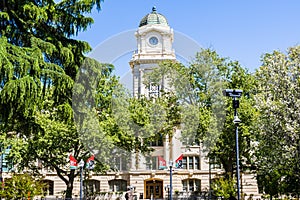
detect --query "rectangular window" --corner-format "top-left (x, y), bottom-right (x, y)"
top-left (195, 179), bottom-right (200, 191)
top-left (115, 157), bottom-right (128, 171)
top-left (194, 157), bottom-right (200, 170)
top-left (109, 180), bottom-right (127, 192)
top-left (121, 157), bottom-right (128, 171)
top-left (152, 157), bottom-right (157, 170)
top-left (189, 157), bottom-right (193, 170)
top-left (182, 180), bottom-right (187, 192)
top-left (182, 179), bottom-right (201, 192)
top-left (149, 83), bottom-right (160, 98)
top-left (146, 157), bottom-right (151, 170)
top-left (42, 180), bottom-right (54, 196)
top-left (182, 157), bottom-right (187, 169)
top-left (210, 157), bottom-right (221, 169)
top-left (149, 134), bottom-right (163, 146)
top-left (182, 156), bottom-right (200, 170)
top-left (189, 180), bottom-right (194, 191)
top-left (146, 156), bottom-right (158, 170)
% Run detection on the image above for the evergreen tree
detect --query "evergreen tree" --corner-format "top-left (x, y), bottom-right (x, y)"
top-left (0, 0), bottom-right (113, 198)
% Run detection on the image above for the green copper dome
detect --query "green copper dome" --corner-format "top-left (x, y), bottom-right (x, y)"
top-left (139, 7), bottom-right (168, 27)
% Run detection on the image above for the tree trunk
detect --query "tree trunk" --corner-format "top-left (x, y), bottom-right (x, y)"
top-left (55, 167), bottom-right (76, 199)
top-left (65, 174), bottom-right (75, 199)
top-left (222, 156), bottom-right (234, 178)
top-left (66, 184), bottom-right (73, 199)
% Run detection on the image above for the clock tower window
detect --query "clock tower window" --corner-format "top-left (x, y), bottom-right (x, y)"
top-left (148, 82), bottom-right (160, 98)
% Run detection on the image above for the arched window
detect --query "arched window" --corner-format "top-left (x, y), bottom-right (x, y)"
top-left (182, 179), bottom-right (201, 192)
top-left (42, 180), bottom-right (54, 195)
top-left (108, 179), bottom-right (127, 192)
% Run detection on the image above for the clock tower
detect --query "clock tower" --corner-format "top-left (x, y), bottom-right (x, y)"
top-left (129, 7), bottom-right (176, 97)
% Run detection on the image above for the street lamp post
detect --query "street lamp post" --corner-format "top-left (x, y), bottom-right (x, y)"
top-left (169, 161), bottom-right (173, 200)
top-left (78, 159), bottom-right (85, 200)
top-left (223, 89), bottom-right (242, 200)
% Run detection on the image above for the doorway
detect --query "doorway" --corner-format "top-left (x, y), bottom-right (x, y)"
top-left (145, 179), bottom-right (163, 199)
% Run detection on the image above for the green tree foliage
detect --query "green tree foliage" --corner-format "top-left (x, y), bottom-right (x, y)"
top-left (145, 49), bottom-right (258, 178)
top-left (143, 48), bottom-right (258, 184)
top-left (73, 58), bottom-right (155, 171)
top-left (0, 0), bottom-right (100, 128)
top-left (0, 173), bottom-right (44, 199)
top-left (212, 176), bottom-right (236, 199)
top-left (143, 60), bottom-right (199, 161)
top-left (192, 50), bottom-right (258, 195)
top-left (211, 61), bottom-right (258, 177)
top-left (0, 0), bottom-right (109, 198)
top-left (255, 46), bottom-right (300, 197)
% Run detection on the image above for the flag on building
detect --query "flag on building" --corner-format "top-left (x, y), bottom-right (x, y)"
top-left (158, 156), bottom-right (167, 169)
top-left (69, 154), bottom-right (78, 170)
top-left (86, 155), bottom-right (95, 170)
top-left (175, 154), bottom-right (183, 168)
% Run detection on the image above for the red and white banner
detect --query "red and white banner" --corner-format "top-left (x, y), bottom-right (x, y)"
top-left (69, 154), bottom-right (78, 170)
top-left (158, 156), bottom-right (167, 169)
top-left (86, 155), bottom-right (95, 170)
top-left (175, 154), bottom-right (183, 168)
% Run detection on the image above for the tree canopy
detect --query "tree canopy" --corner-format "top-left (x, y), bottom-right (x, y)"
top-left (144, 49), bottom-right (259, 179)
top-left (254, 46), bottom-right (300, 197)
top-left (0, 0), bottom-right (109, 198)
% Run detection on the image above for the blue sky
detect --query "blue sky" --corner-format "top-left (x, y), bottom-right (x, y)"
top-left (76, 0), bottom-right (300, 75)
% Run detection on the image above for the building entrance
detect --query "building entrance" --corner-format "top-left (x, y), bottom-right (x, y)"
top-left (145, 179), bottom-right (163, 199)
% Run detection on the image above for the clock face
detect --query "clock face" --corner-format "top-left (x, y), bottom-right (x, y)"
top-left (149, 36), bottom-right (158, 45)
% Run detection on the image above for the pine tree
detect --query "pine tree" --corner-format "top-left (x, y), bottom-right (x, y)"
top-left (0, 0), bottom-right (106, 198)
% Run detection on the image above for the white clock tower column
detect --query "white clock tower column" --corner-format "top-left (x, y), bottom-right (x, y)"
top-left (129, 7), bottom-right (176, 98)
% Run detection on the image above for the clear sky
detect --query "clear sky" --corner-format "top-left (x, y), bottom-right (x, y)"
top-left (75, 0), bottom-right (300, 74)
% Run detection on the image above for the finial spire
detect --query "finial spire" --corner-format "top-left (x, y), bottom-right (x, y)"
top-left (152, 6), bottom-right (157, 13)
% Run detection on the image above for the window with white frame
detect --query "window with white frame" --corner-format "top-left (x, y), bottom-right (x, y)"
top-left (182, 156), bottom-right (200, 170)
top-left (182, 179), bottom-right (201, 192)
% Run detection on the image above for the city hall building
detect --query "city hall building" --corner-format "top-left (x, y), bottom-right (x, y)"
top-left (2, 7), bottom-right (260, 199)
